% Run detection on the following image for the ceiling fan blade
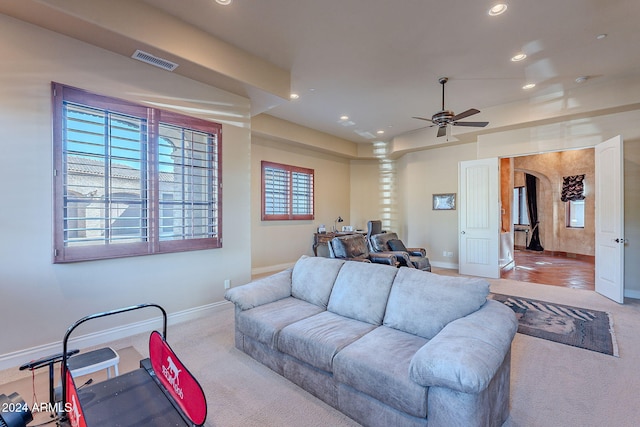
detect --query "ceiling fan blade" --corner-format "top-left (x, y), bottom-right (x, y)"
top-left (412, 116), bottom-right (434, 123)
top-left (451, 108), bottom-right (480, 121)
top-left (436, 126), bottom-right (447, 137)
top-left (452, 121), bottom-right (489, 127)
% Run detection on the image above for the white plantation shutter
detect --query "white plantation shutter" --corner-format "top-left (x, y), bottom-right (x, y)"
top-left (262, 161), bottom-right (314, 220)
top-left (53, 83), bottom-right (222, 262)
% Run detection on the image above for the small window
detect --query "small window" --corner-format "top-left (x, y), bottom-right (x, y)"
top-left (566, 200), bottom-right (585, 228)
top-left (513, 187), bottom-right (529, 225)
top-left (261, 161), bottom-right (314, 220)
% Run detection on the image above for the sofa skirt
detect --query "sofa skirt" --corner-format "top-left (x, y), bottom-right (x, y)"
top-left (337, 383), bottom-right (428, 427)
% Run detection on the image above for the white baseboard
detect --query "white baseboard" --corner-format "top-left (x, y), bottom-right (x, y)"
top-left (430, 261), bottom-right (459, 270)
top-left (0, 300), bottom-right (231, 372)
top-left (624, 289), bottom-right (640, 300)
top-left (251, 262), bottom-right (294, 276)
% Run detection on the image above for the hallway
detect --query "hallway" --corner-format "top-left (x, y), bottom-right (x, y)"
top-left (501, 249), bottom-right (595, 291)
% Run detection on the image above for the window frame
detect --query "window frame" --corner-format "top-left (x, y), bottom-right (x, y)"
top-left (512, 186), bottom-right (530, 226)
top-left (261, 161), bottom-right (314, 221)
top-left (52, 83), bottom-right (222, 263)
top-left (565, 199), bottom-right (585, 229)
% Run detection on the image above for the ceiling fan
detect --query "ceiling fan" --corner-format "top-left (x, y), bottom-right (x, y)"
top-left (413, 77), bottom-right (489, 138)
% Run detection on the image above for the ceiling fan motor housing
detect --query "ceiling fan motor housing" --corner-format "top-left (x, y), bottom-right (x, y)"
top-left (432, 110), bottom-right (455, 125)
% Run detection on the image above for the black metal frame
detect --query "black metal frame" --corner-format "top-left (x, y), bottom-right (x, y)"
top-left (19, 349), bottom-right (80, 411)
top-left (60, 303), bottom-right (167, 421)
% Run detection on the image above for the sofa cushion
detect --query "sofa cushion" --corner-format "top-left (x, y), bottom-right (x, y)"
top-left (333, 326), bottom-right (429, 418)
top-left (327, 261), bottom-right (397, 325)
top-left (384, 268), bottom-right (489, 339)
top-left (237, 297), bottom-right (324, 349)
top-left (292, 255), bottom-right (345, 308)
top-left (278, 311), bottom-right (376, 372)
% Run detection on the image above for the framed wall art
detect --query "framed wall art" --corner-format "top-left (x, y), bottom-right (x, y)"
top-left (433, 193), bottom-right (456, 210)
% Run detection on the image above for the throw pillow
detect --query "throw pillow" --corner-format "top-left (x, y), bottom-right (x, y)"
top-left (388, 238), bottom-right (408, 252)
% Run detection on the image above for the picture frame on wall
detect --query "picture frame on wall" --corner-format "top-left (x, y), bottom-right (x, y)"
top-left (433, 193), bottom-right (456, 210)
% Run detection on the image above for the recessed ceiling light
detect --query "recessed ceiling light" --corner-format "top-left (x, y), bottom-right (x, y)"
top-left (488, 4), bottom-right (508, 16)
top-left (596, 33), bottom-right (607, 40)
top-left (216, 0), bottom-right (232, 5)
top-left (522, 83), bottom-right (536, 90)
top-left (376, 130), bottom-right (385, 135)
top-left (575, 76), bottom-right (589, 84)
top-left (289, 93), bottom-right (300, 100)
top-left (511, 53), bottom-right (527, 62)
top-left (340, 115), bottom-right (349, 121)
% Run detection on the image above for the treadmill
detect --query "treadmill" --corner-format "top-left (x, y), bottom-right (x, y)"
top-left (61, 304), bottom-right (207, 427)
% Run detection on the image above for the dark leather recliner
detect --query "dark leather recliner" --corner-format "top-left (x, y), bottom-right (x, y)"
top-left (327, 233), bottom-right (397, 266)
top-left (366, 220), bottom-right (431, 271)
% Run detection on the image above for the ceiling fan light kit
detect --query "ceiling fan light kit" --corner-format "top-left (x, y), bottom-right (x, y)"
top-left (412, 77), bottom-right (489, 137)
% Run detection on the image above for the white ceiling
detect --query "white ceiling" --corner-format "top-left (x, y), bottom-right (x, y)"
top-left (3, 0), bottom-right (640, 145)
top-left (139, 0), bottom-right (640, 143)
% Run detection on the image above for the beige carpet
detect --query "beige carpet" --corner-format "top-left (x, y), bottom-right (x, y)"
top-left (2, 270), bottom-right (639, 426)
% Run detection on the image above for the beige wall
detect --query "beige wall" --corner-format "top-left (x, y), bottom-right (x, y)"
top-left (0, 15), bottom-right (252, 359)
top-left (251, 136), bottom-right (351, 272)
top-left (394, 137), bottom-right (639, 297)
top-left (349, 159), bottom-right (389, 232)
top-left (396, 144), bottom-right (478, 268)
top-left (2, 10), bottom-right (640, 367)
top-left (513, 149), bottom-right (595, 255)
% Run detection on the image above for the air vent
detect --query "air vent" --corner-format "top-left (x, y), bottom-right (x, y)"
top-left (131, 50), bottom-right (179, 71)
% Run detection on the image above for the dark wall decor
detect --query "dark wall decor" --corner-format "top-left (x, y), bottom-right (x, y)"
top-left (560, 174), bottom-right (586, 202)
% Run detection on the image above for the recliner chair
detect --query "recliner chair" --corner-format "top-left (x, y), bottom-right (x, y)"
top-left (366, 220), bottom-right (431, 271)
top-left (327, 233), bottom-right (398, 266)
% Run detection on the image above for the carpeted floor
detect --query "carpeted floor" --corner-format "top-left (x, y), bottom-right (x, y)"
top-left (1, 269), bottom-right (639, 426)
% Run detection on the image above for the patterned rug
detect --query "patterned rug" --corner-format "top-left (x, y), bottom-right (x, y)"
top-left (489, 293), bottom-right (619, 356)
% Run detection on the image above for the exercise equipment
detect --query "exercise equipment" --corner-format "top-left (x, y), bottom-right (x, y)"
top-left (5, 303), bottom-right (206, 427)
top-left (61, 303), bottom-right (207, 427)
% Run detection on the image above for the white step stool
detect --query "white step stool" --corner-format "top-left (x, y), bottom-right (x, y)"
top-left (67, 347), bottom-right (120, 379)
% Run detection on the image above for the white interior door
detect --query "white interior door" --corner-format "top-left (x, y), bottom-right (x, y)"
top-left (595, 135), bottom-right (625, 303)
top-left (458, 158), bottom-right (500, 278)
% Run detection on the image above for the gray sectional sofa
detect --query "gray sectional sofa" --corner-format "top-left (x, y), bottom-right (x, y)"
top-left (225, 256), bottom-right (518, 427)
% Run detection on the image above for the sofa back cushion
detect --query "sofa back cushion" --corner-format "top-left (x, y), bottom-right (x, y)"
top-left (330, 234), bottom-right (369, 260)
top-left (384, 268), bottom-right (489, 339)
top-left (369, 232), bottom-right (399, 252)
top-left (292, 255), bottom-right (345, 308)
top-left (327, 261), bottom-right (398, 325)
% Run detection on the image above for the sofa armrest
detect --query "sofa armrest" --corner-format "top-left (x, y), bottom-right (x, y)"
top-left (406, 247), bottom-right (426, 257)
top-left (409, 300), bottom-right (517, 393)
top-left (224, 268), bottom-right (293, 311)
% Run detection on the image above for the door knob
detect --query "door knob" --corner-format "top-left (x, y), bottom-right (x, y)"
top-left (461, 231), bottom-right (466, 235)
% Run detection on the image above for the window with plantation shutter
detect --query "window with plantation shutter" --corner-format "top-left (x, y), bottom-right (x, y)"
top-left (52, 83), bottom-right (222, 262)
top-left (261, 161), bottom-right (314, 221)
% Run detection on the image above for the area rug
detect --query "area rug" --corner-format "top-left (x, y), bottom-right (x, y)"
top-left (489, 293), bottom-right (619, 356)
